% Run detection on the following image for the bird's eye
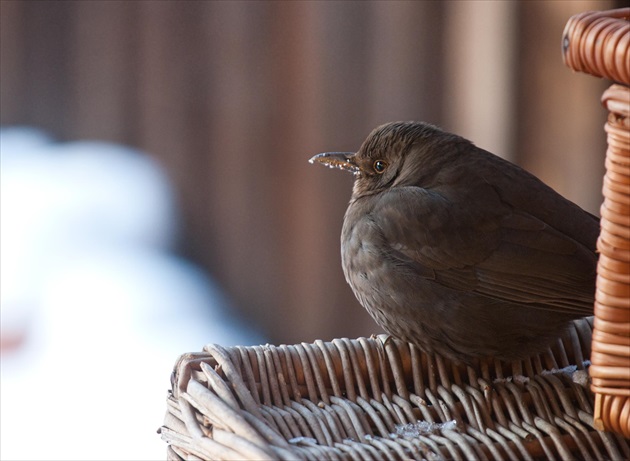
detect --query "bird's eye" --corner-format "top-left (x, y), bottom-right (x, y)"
top-left (373, 160), bottom-right (387, 174)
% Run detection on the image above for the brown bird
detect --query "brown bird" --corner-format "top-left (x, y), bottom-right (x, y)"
top-left (310, 121), bottom-right (598, 363)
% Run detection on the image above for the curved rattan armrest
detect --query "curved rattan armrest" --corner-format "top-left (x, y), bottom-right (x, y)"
top-left (563, 7), bottom-right (630, 439)
top-left (562, 8), bottom-right (630, 84)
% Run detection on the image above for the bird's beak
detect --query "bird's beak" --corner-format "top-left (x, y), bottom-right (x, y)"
top-left (309, 152), bottom-right (360, 175)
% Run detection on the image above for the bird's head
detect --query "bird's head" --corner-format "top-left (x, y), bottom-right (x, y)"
top-left (309, 121), bottom-right (458, 199)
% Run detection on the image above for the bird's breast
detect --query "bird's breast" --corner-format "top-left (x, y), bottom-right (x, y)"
top-left (341, 204), bottom-right (416, 312)
top-left (341, 210), bottom-right (378, 291)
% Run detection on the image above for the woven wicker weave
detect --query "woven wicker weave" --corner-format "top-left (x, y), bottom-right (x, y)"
top-left (563, 7), bottom-right (630, 439)
top-left (160, 318), bottom-right (630, 460)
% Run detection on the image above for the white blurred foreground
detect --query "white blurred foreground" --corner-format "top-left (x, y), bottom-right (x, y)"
top-left (0, 128), bottom-right (264, 460)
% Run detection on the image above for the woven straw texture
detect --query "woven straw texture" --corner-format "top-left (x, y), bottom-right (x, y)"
top-left (563, 7), bottom-right (630, 438)
top-left (160, 319), bottom-right (630, 460)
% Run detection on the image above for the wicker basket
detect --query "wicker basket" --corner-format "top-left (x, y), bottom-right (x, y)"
top-left (562, 7), bottom-right (630, 439)
top-left (160, 318), bottom-right (630, 460)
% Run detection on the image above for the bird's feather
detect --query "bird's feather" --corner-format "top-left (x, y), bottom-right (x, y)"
top-left (371, 184), bottom-right (596, 317)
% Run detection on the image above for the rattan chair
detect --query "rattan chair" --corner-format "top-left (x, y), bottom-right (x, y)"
top-left (562, 7), bottom-right (630, 440)
top-left (160, 9), bottom-right (630, 460)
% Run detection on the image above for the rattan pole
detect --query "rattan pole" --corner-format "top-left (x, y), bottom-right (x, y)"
top-left (562, 8), bottom-right (630, 438)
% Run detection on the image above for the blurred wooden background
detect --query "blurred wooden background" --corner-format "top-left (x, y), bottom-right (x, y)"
top-left (1, 0), bottom-right (617, 345)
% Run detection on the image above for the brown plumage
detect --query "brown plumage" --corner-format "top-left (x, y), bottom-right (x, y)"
top-left (310, 121), bottom-right (598, 363)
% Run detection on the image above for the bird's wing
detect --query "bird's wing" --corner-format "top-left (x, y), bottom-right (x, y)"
top-left (372, 186), bottom-right (596, 316)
